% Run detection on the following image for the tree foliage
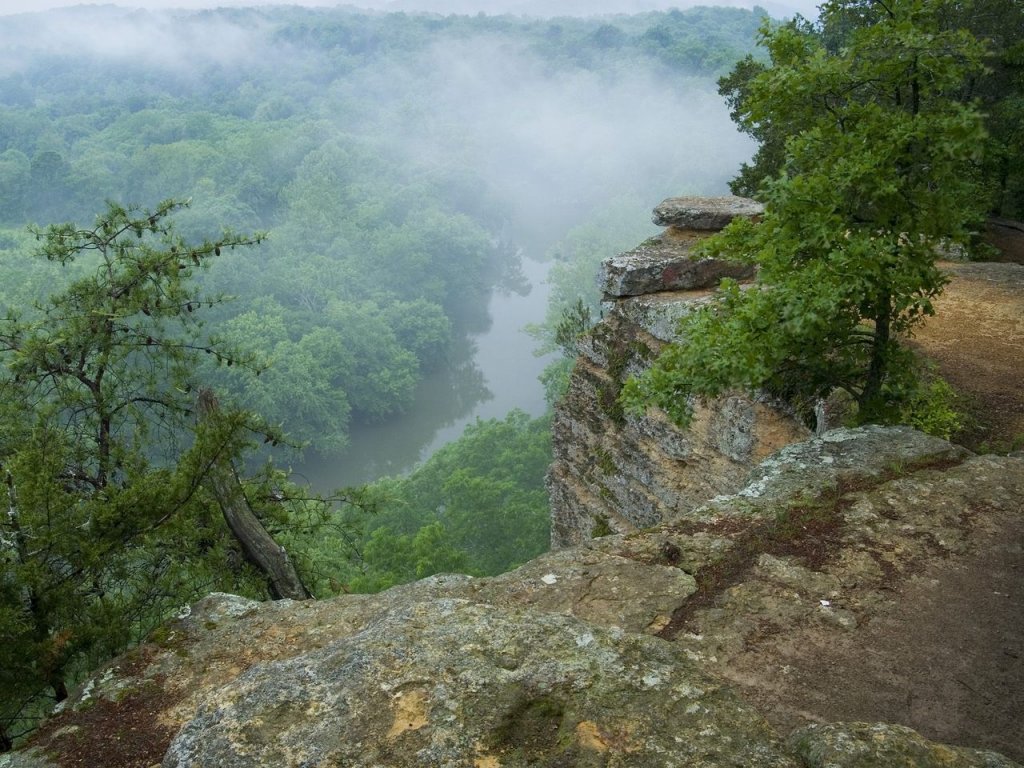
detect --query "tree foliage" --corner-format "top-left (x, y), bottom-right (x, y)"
top-left (0, 201), bottom-right (306, 747)
top-left (625, 0), bottom-right (988, 426)
top-left (310, 411), bottom-right (552, 594)
top-left (721, 0), bottom-right (1024, 217)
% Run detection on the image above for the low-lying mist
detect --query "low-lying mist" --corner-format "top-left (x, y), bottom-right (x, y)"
top-left (2, 4), bottom-right (756, 234)
top-left (334, 35), bottom-right (754, 243)
top-left (1, 0), bottom-right (820, 21)
top-left (0, 3), bottom-right (760, 473)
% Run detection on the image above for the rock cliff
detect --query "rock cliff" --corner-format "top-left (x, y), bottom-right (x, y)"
top-left (547, 196), bottom-right (810, 548)
top-left (7, 199), bottom-right (1023, 768)
top-left (9, 426), bottom-right (1023, 767)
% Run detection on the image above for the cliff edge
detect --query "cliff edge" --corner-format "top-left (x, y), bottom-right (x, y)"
top-left (6, 199), bottom-right (1023, 768)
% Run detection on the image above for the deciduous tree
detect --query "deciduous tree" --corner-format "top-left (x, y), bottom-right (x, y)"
top-left (625, 0), bottom-right (988, 425)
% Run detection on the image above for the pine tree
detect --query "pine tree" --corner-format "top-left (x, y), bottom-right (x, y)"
top-left (0, 200), bottom-right (307, 747)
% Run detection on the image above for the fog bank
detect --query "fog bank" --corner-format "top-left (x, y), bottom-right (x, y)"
top-left (1, 0), bottom-right (822, 21)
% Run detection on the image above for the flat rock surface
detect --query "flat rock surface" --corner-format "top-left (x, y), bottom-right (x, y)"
top-left (162, 600), bottom-right (797, 768)
top-left (652, 195), bottom-right (764, 229)
top-left (689, 453), bottom-right (1024, 762)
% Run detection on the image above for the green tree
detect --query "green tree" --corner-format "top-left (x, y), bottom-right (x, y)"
top-left (27, 150), bottom-right (72, 224)
top-left (0, 149), bottom-right (30, 224)
top-left (625, 0), bottom-right (987, 425)
top-left (0, 201), bottom-right (307, 748)
top-left (722, 0), bottom-right (1024, 216)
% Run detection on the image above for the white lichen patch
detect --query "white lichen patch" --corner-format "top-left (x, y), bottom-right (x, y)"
top-left (641, 673), bottom-right (664, 689)
top-left (575, 631), bottom-right (595, 648)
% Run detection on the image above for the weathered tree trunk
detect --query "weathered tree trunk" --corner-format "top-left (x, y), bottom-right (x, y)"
top-left (197, 390), bottom-right (312, 601)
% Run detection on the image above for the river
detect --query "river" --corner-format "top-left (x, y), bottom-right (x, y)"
top-left (292, 254), bottom-right (556, 491)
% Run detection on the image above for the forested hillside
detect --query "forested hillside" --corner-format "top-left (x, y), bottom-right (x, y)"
top-left (0, 4), bottom-right (761, 452)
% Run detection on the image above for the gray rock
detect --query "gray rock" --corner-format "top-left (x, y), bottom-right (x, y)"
top-left (652, 195), bottom-right (764, 229)
top-left (790, 722), bottom-right (1023, 767)
top-left (476, 545), bottom-right (697, 634)
top-left (613, 289), bottom-right (715, 342)
top-left (0, 749), bottom-right (57, 768)
top-left (708, 425), bottom-right (970, 512)
top-left (163, 600), bottom-right (798, 768)
top-left (600, 233), bottom-right (753, 297)
top-left (181, 592), bottom-right (260, 624)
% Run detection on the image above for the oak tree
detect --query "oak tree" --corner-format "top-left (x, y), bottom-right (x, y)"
top-left (624, 0), bottom-right (988, 425)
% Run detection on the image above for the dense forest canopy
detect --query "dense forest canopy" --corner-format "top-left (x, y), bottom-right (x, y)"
top-left (0, 3), bottom-right (762, 453)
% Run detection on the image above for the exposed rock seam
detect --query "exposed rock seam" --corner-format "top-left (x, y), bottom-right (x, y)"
top-left (653, 451), bottom-right (970, 640)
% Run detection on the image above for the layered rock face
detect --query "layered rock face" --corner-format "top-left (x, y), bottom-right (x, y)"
top-left (548, 196), bottom-right (810, 548)
top-left (12, 427), bottom-right (1023, 767)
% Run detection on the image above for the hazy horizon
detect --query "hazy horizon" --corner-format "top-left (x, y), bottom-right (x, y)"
top-left (0, 0), bottom-right (822, 20)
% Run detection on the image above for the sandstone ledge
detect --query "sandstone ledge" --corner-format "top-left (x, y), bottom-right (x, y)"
top-left (12, 428), bottom-right (1023, 768)
top-left (600, 232), bottom-right (754, 297)
top-left (652, 194), bottom-right (764, 229)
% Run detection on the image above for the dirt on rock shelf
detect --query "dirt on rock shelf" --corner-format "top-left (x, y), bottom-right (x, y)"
top-left (913, 258), bottom-right (1024, 452)
top-left (719, 489), bottom-right (1024, 762)
top-left (726, 240), bottom-right (1024, 761)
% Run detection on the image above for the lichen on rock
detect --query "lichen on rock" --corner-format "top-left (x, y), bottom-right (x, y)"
top-left (791, 723), bottom-right (1022, 768)
top-left (162, 600), bottom-right (798, 768)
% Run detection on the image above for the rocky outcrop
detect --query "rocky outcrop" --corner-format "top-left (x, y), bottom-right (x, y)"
top-left (600, 229), bottom-right (754, 297)
top-left (548, 196), bottom-right (809, 548)
top-left (8, 199), bottom-right (1023, 768)
top-left (12, 426), bottom-right (1023, 767)
top-left (163, 601), bottom-right (796, 768)
top-left (652, 194), bottom-right (764, 230)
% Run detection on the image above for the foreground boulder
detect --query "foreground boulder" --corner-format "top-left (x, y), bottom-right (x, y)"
top-left (11, 426), bottom-right (1023, 767)
top-left (165, 600), bottom-right (796, 768)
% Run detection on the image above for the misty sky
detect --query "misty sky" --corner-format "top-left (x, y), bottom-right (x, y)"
top-left (0, 0), bottom-right (823, 19)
